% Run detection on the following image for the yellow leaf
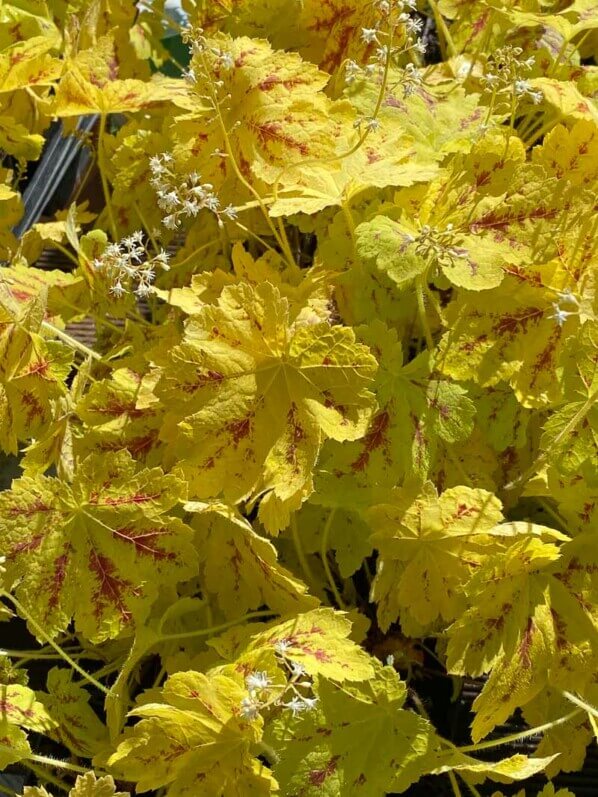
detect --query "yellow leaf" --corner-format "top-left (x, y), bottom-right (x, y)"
top-left (155, 282), bottom-right (377, 533)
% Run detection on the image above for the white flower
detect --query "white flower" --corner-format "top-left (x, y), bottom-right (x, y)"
top-left (302, 696), bottom-right (318, 711)
top-left (183, 199), bottom-right (200, 216)
top-left (557, 289), bottom-right (579, 306)
top-left (514, 79), bottom-right (532, 95)
top-left (375, 45), bottom-right (389, 62)
top-left (223, 204), bottom-right (238, 220)
top-left (219, 51), bottom-right (235, 70)
top-left (482, 73), bottom-right (499, 88)
top-left (163, 215), bottom-right (178, 230)
top-left (406, 17), bottom-right (423, 34)
top-left (246, 671), bottom-right (272, 691)
top-left (275, 640), bottom-right (292, 655)
top-left (366, 118), bottom-right (381, 132)
top-left (549, 304), bottom-right (576, 327)
top-left (135, 282), bottom-right (152, 298)
top-left (240, 696), bottom-right (261, 720)
top-left (183, 67), bottom-right (196, 84)
top-left (205, 196), bottom-right (220, 212)
top-left (155, 250), bottom-right (171, 269)
top-left (149, 156), bottom-right (165, 175)
top-left (110, 281), bottom-right (125, 298)
top-left (361, 27), bottom-right (380, 44)
top-left (290, 661), bottom-right (306, 678)
top-left (284, 697), bottom-right (308, 716)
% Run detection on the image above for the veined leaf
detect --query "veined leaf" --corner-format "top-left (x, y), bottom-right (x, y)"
top-left (102, 671), bottom-right (276, 796)
top-left (0, 286), bottom-right (72, 453)
top-left (186, 500), bottom-right (318, 617)
top-left (155, 281), bottom-right (377, 533)
top-left (0, 683), bottom-right (56, 769)
top-left (0, 451), bottom-right (197, 642)
top-left (24, 771), bottom-right (130, 796)
top-left (367, 482), bottom-right (504, 635)
top-left (268, 667), bottom-right (432, 796)
top-left (446, 532), bottom-right (598, 741)
top-left (236, 608), bottom-right (375, 682)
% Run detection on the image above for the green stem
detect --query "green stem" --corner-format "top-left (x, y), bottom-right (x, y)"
top-left (41, 320), bottom-right (103, 362)
top-left (159, 609), bottom-right (275, 642)
top-left (0, 591), bottom-right (109, 696)
top-left (28, 753), bottom-right (92, 775)
top-left (416, 276), bottom-right (434, 350)
top-left (457, 708), bottom-right (581, 753)
top-left (562, 690), bottom-right (598, 720)
top-left (463, 779), bottom-right (482, 797)
top-left (320, 509), bottom-right (345, 609)
top-left (504, 387), bottom-right (598, 493)
top-left (428, 0), bottom-right (457, 58)
top-left (291, 515), bottom-right (315, 584)
top-left (448, 771), bottom-right (463, 797)
top-left (133, 200), bottom-right (159, 253)
top-left (25, 761), bottom-right (71, 792)
top-left (52, 241), bottom-right (80, 269)
top-left (98, 114), bottom-right (118, 240)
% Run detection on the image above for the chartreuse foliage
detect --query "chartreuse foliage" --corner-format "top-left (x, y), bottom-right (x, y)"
top-left (0, 0), bottom-right (596, 795)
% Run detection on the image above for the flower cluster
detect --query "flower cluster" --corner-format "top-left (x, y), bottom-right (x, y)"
top-left (239, 640), bottom-right (319, 721)
top-left (92, 231), bottom-right (170, 299)
top-left (481, 46), bottom-right (543, 106)
top-left (149, 152), bottom-right (237, 230)
top-left (182, 24), bottom-right (235, 69)
top-left (407, 223), bottom-right (469, 271)
top-left (345, 0), bottom-right (425, 109)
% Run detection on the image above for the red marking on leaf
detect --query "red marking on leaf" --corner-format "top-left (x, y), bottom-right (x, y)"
top-left (470, 206), bottom-right (559, 234)
top-left (493, 308), bottom-right (543, 336)
top-left (518, 618), bottom-right (535, 667)
top-left (475, 170), bottom-right (491, 188)
top-left (88, 549), bottom-right (137, 624)
top-left (252, 121), bottom-right (309, 156)
top-left (7, 289), bottom-right (33, 303)
top-left (21, 391), bottom-right (44, 423)
top-left (286, 404), bottom-right (305, 468)
top-left (92, 398), bottom-right (147, 419)
top-left (227, 416), bottom-right (253, 445)
top-left (454, 503), bottom-right (476, 519)
top-left (182, 370), bottom-right (225, 393)
top-left (111, 525), bottom-right (176, 561)
top-left (313, 648), bottom-right (332, 662)
top-left (502, 265), bottom-right (544, 286)
top-left (258, 75), bottom-right (310, 91)
top-left (6, 532), bottom-right (45, 561)
top-left (7, 500), bottom-right (51, 519)
top-left (45, 546), bottom-right (72, 612)
top-left (308, 755), bottom-right (340, 786)
top-left (92, 491), bottom-right (161, 507)
top-left (0, 699), bottom-right (34, 719)
top-left (351, 410), bottom-right (390, 472)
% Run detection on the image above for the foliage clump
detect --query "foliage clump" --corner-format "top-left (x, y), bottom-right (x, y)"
top-left (0, 0), bottom-right (597, 794)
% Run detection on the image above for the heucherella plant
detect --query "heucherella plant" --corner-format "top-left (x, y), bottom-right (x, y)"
top-left (0, 0), bottom-right (596, 794)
